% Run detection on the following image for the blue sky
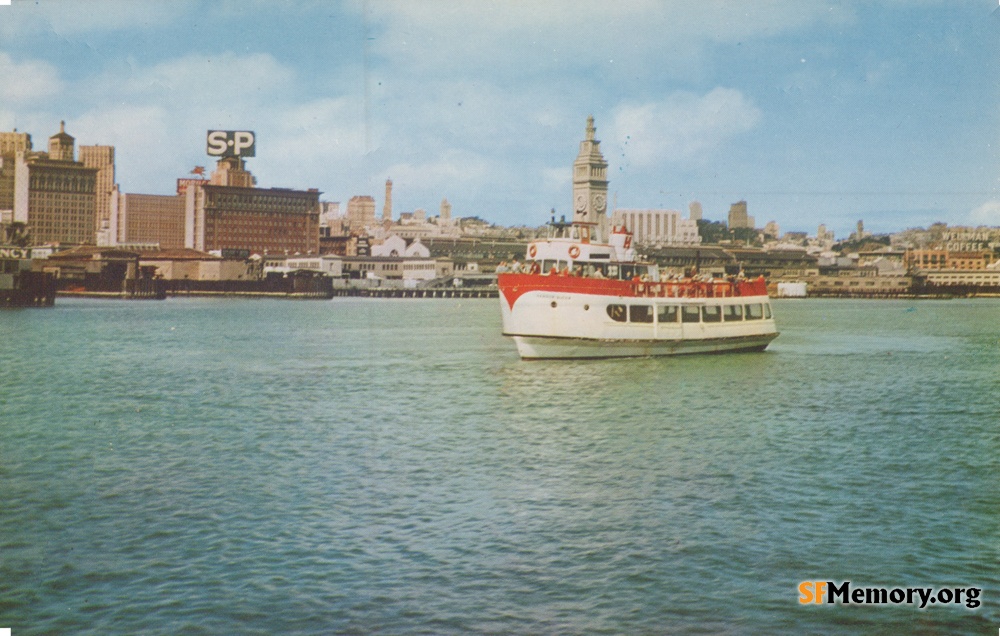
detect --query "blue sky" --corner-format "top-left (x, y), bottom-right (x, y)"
top-left (2, 0), bottom-right (998, 238)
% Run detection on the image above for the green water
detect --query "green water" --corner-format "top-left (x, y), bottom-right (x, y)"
top-left (0, 297), bottom-right (997, 634)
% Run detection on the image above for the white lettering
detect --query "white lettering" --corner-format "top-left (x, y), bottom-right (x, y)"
top-left (233, 131), bottom-right (255, 155)
top-left (206, 131), bottom-right (229, 156)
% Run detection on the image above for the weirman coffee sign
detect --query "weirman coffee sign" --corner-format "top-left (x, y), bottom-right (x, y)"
top-left (206, 130), bottom-right (256, 157)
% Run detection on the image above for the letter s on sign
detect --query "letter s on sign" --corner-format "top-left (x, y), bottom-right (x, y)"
top-left (207, 131), bottom-right (229, 156)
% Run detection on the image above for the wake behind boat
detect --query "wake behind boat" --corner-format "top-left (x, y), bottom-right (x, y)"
top-left (497, 117), bottom-right (777, 360)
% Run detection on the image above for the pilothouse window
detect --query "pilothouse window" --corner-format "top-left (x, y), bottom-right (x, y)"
top-left (723, 304), bottom-right (743, 321)
top-left (681, 306), bottom-right (701, 323)
top-left (658, 305), bottom-right (679, 323)
top-left (629, 305), bottom-right (653, 323)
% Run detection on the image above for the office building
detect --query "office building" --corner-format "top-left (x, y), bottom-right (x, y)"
top-left (185, 158), bottom-right (320, 255)
top-left (13, 122), bottom-right (97, 245)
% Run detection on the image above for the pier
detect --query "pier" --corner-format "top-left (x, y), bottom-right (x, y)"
top-left (332, 287), bottom-right (498, 299)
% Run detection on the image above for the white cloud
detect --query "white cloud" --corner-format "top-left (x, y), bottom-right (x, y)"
top-left (1, 0), bottom-right (195, 37)
top-left (360, 0), bottom-right (851, 78)
top-left (609, 88), bottom-right (762, 168)
top-left (111, 52), bottom-right (297, 112)
top-left (0, 52), bottom-right (63, 103)
top-left (969, 200), bottom-right (1000, 225)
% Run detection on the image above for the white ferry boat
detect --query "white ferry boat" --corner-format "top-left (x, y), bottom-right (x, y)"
top-left (497, 219), bottom-right (778, 359)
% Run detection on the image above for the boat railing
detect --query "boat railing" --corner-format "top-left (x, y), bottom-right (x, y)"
top-left (499, 271), bottom-right (770, 298)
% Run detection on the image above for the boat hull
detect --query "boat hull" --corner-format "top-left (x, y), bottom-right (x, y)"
top-left (510, 332), bottom-right (778, 360)
top-left (498, 273), bottom-right (779, 360)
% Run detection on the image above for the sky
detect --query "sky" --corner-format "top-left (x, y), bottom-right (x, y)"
top-left (1, 0), bottom-right (999, 238)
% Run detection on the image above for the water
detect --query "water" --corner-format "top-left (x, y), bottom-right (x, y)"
top-left (1, 297), bottom-right (998, 634)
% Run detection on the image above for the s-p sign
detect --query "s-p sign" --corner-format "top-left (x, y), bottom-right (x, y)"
top-left (206, 130), bottom-right (256, 157)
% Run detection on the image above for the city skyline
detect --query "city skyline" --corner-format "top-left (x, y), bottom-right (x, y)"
top-left (1, 1), bottom-right (999, 239)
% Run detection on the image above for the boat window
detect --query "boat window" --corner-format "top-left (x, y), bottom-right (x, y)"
top-left (629, 305), bottom-right (654, 323)
top-left (764, 303), bottom-right (772, 319)
top-left (542, 259), bottom-right (556, 274)
top-left (745, 303), bottom-right (764, 320)
top-left (681, 305), bottom-right (701, 323)
top-left (723, 304), bottom-right (743, 321)
top-left (658, 305), bottom-right (679, 323)
top-left (607, 265), bottom-right (619, 279)
top-left (702, 305), bottom-right (722, 323)
top-left (607, 304), bottom-right (627, 322)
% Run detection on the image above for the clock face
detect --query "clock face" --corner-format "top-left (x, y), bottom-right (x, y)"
top-left (574, 193), bottom-right (587, 212)
top-left (594, 194), bottom-right (607, 212)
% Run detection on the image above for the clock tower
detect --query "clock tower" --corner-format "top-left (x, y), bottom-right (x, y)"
top-left (572, 115), bottom-right (609, 239)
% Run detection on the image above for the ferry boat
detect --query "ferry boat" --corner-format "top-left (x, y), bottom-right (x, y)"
top-left (497, 219), bottom-right (778, 359)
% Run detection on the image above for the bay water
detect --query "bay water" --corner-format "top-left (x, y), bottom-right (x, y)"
top-left (1, 297), bottom-right (998, 634)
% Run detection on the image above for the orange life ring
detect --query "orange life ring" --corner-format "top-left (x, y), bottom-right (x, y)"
top-left (528, 244), bottom-right (537, 258)
top-left (568, 245), bottom-right (581, 259)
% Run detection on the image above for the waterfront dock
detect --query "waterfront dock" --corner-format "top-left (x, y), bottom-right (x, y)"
top-left (332, 286), bottom-right (498, 299)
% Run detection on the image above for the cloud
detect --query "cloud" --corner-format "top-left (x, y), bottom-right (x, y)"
top-left (111, 52), bottom-right (297, 112)
top-left (608, 88), bottom-right (762, 168)
top-left (969, 200), bottom-right (1000, 225)
top-left (1, 0), bottom-right (195, 37)
top-left (0, 52), bottom-right (63, 103)
top-left (359, 0), bottom-right (851, 79)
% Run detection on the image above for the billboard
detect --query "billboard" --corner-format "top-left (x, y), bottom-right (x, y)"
top-left (206, 130), bottom-right (256, 157)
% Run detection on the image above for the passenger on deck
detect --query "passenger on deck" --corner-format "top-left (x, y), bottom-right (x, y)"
top-left (510, 260), bottom-right (522, 273)
top-left (592, 268), bottom-right (605, 279)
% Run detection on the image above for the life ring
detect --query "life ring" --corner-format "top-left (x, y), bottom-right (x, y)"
top-left (528, 245), bottom-right (537, 258)
top-left (568, 244), bottom-right (581, 259)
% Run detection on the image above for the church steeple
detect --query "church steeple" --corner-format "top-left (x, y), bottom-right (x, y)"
top-left (572, 115), bottom-right (609, 238)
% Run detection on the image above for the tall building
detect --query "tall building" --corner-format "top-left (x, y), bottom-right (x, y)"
top-left (440, 198), bottom-right (452, 226)
top-left (688, 201), bottom-right (703, 221)
top-left (185, 158), bottom-right (320, 255)
top-left (114, 191), bottom-right (186, 248)
top-left (611, 209), bottom-right (701, 246)
top-left (0, 130), bottom-right (32, 217)
top-left (13, 122), bottom-right (98, 245)
top-left (572, 116), bottom-right (609, 238)
top-left (727, 200), bottom-right (754, 230)
top-left (383, 179), bottom-right (393, 222)
top-left (347, 195), bottom-right (376, 233)
top-left (79, 145), bottom-right (115, 237)
top-left (208, 156), bottom-right (256, 188)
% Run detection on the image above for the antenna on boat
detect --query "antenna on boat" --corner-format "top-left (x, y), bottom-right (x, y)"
top-left (551, 208), bottom-right (556, 224)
